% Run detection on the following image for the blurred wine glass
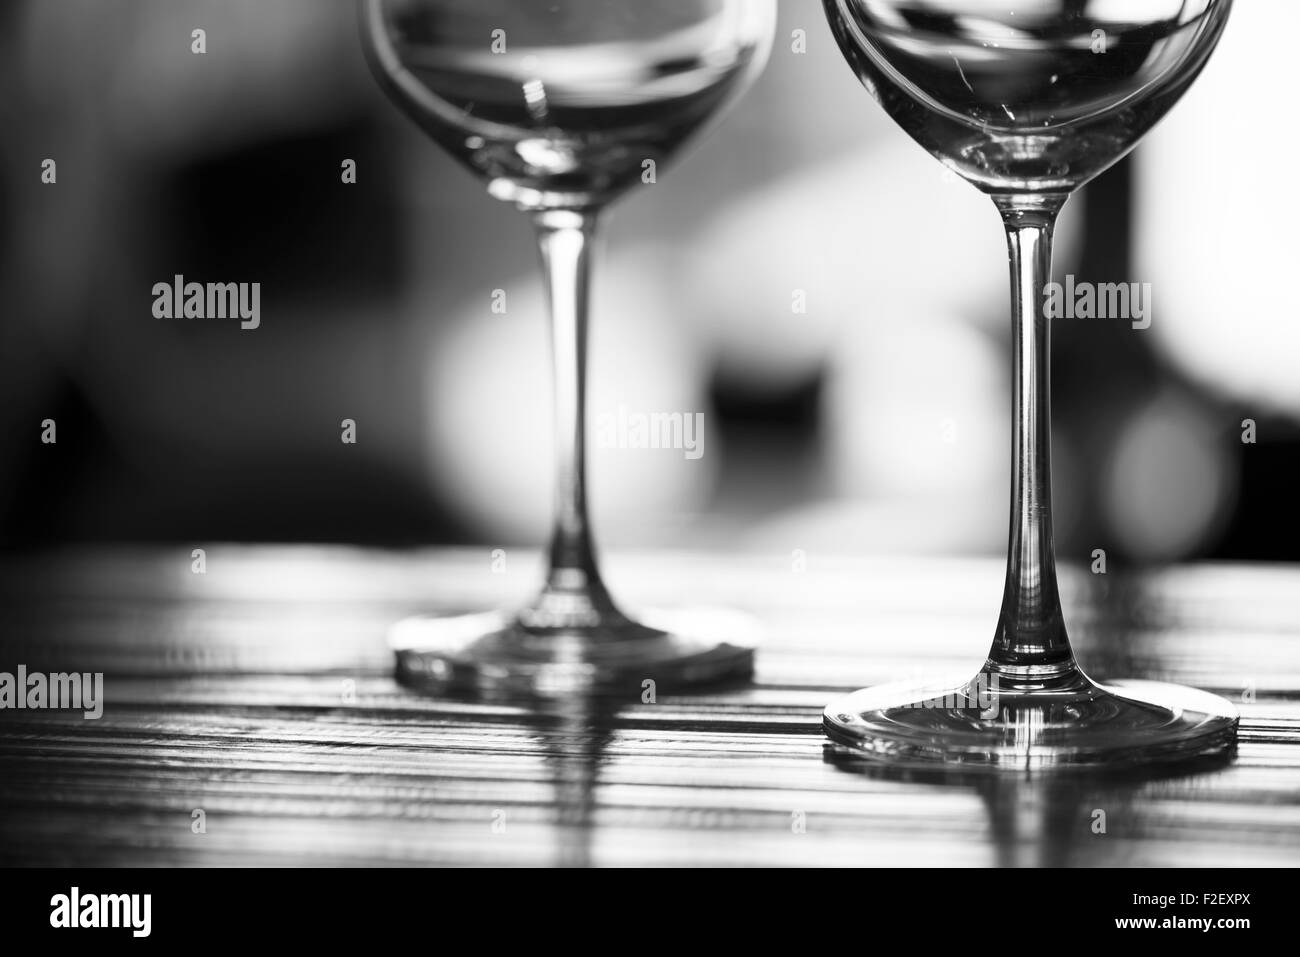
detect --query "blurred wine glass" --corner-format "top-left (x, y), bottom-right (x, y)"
top-left (360, 0), bottom-right (776, 697)
top-left (821, 0), bottom-right (1239, 768)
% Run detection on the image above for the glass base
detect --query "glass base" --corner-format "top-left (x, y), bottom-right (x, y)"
top-left (390, 607), bottom-right (756, 700)
top-left (823, 674), bottom-right (1238, 771)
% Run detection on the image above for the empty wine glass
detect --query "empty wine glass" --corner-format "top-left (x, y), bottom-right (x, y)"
top-left (821, 0), bottom-right (1238, 768)
top-left (361, 0), bottom-right (776, 697)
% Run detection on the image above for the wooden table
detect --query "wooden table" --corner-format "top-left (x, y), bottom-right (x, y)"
top-left (1, 547), bottom-right (1296, 866)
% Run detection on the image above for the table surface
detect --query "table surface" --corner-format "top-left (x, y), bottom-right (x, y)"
top-left (0, 546), bottom-right (1297, 867)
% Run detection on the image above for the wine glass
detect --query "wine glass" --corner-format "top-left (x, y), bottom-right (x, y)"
top-left (360, 0), bottom-right (777, 697)
top-left (821, 0), bottom-right (1237, 768)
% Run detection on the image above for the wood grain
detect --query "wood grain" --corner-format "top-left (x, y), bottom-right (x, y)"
top-left (0, 547), bottom-right (1296, 866)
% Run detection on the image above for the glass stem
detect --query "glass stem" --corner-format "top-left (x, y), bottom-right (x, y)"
top-left (519, 209), bottom-right (623, 632)
top-left (985, 194), bottom-right (1083, 689)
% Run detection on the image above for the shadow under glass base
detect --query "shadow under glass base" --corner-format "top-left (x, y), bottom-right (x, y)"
top-left (390, 607), bottom-right (756, 699)
top-left (823, 674), bottom-right (1238, 771)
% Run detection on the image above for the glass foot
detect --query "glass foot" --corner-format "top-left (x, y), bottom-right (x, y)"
top-left (823, 673), bottom-right (1238, 771)
top-left (390, 607), bottom-right (756, 699)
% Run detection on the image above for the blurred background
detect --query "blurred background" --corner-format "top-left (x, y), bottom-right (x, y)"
top-left (1, 0), bottom-right (1296, 568)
